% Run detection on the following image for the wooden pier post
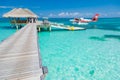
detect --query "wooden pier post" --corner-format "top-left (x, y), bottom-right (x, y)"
top-left (49, 26), bottom-right (51, 31)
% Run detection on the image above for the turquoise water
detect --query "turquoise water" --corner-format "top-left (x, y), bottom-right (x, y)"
top-left (0, 19), bottom-right (16, 41)
top-left (0, 18), bottom-right (120, 80)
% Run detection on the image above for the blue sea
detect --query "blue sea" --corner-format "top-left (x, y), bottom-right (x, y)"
top-left (0, 18), bottom-right (120, 80)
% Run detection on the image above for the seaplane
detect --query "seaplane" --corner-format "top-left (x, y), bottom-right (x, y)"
top-left (70, 14), bottom-right (99, 25)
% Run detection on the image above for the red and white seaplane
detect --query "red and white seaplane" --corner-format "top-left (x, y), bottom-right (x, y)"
top-left (70, 14), bottom-right (99, 25)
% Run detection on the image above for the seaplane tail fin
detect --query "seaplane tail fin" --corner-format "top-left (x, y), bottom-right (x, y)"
top-left (92, 14), bottom-right (99, 22)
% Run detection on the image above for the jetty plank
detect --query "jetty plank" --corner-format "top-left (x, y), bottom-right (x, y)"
top-left (0, 23), bottom-right (44, 80)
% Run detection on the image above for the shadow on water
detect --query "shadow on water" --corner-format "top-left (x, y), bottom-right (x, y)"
top-left (0, 26), bottom-right (15, 30)
top-left (0, 26), bottom-right (23, 30)
top-left (77, 24), bottom-right (120, 31)
top-left (89, 35), bottom-right (120, 41)
top-left (104, 35), bottom-right (120, 41)
top-left (89, 36), bottom-right (106, 41)
top-left (98, 24), bottom-right (120, 31)
top-left (84, 23), bottom-right (120, 31)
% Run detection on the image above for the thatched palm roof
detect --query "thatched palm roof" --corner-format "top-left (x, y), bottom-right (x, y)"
top-left (3, 8), bottom-right (38, 18)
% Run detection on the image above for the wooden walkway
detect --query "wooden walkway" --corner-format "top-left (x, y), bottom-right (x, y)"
top-left (0, 23), bottom-right (46, 80)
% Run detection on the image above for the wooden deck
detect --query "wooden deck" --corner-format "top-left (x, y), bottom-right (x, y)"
top-left (0, 23), bottom-right (46, 80)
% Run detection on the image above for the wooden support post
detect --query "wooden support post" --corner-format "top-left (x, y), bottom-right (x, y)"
top-left (9, 18), bottom-right (13, 28)
top-left (14, 18), bottom-right (19, 31)
top-left (37, 25), bottom-right (41, 32)
top-left (38, 26), bottom-right (41, 32)
top-left (49, 26), bottom-right (51, 32)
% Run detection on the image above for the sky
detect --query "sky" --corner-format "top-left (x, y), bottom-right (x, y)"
top-left (0, 0), bottom-right (120, 18)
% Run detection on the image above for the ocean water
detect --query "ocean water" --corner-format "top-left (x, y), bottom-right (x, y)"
top-left (0, 18), bottom-right (120, 80)
top-left (0, 18), bottom-right (16, 41)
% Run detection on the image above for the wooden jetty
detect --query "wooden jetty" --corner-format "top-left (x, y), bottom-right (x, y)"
top-left (0, 23), bottom-right (47, 80)
top-left (36, 21), bottom-right (85, 32)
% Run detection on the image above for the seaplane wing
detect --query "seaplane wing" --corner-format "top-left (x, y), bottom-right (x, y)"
top-left (70, 14), bottom-right (99, 25)
top-left (80, 18), bottom-right (92, 22)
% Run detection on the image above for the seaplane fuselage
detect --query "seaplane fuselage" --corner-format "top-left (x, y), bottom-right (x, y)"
top-left (70, 14), bottom-right (99, 25)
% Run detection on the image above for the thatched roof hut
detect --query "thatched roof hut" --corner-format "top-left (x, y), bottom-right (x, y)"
top-left (3, 8), bottom-right (38, 18)
top-left (3, 8), bottom-right (38, 29)
top-left (3, 8), bottom-right (39, 29)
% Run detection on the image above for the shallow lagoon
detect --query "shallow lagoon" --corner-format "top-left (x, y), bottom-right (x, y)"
top-left (0, 18), bottom-right (120, 80)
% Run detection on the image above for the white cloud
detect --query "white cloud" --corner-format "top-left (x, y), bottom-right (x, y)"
top-left (49, 13), bottom-right (55, 17)
top-left (84, 13), bottom-right (93, 16)
top-left (58, 12), bottom-right (66, 16)
top-left (48, 13), bottom-right (57, 18)
top-left (0, 6), bottom-right (14, 9)
top-left (118, 12), bottom-right (120, 15)
top-left (70, 12), bottom-right (80, 16)
top-left (58, 12), bottom-right (81, 17)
